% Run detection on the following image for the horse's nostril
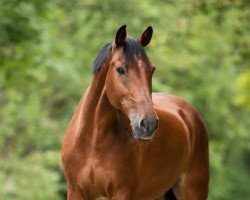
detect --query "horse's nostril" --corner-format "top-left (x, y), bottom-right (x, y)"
top-left (151, 118), bottom-right (159, 132)
top-left (140, 118), bottom-right (158, 133)
top-left (140, 118), bottom-right (148, 130)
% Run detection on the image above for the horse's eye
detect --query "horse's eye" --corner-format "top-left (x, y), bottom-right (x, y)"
top-left (116, 67), bottom-right (125, 75)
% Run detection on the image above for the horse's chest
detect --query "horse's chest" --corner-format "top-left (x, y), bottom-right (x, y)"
top-left (76, 155), bottom-right (122, 198)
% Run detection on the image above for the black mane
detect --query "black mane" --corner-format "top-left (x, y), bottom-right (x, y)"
top-left (92, 42), bottom-right (112, 74)
top-left (92, 37), bottom-right (150, 74)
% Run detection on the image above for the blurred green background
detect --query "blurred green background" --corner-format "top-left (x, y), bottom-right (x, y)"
top-left (0, 0), bottom-right (249, 199)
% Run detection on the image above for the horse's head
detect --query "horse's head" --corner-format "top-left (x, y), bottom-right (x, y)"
top-left (94, 25), bottom-right (159, 141)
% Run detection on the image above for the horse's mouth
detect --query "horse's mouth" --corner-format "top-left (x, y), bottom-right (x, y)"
top-left (131, 127), bottom-right (155, 141)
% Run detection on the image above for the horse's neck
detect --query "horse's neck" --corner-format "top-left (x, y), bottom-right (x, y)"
top-left (73, 73), bottom-right (117, 146)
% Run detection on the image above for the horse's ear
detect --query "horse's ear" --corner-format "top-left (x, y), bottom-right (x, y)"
top-left (115, 25), bottom-right (127, 47)
top-left (137, 26), bottom-right (153, 47)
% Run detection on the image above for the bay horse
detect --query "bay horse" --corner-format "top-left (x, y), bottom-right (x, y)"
top-left (61, 25), bottom-right (209, 200)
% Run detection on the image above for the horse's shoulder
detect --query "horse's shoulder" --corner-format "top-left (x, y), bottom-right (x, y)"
top-left (152, 93), bottom-right (203, 130)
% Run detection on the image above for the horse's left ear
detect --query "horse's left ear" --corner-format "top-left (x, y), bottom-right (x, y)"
top-left (115, 25), bottom-right (127, 47)
top-left (137, 26), bottom-right (153, 47)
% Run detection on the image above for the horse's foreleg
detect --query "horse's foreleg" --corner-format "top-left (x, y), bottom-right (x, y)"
top-left (172, 151), bottom-right (209, 200)
top-left (172, 173), bottom-right (208, 200)
top-left (66, 186), bottom-right (87, 200)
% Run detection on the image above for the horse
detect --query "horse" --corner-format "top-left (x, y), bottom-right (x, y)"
top-left (61, 25), bottom-right (209, 200)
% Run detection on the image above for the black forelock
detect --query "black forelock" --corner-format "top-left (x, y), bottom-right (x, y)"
top-left (92, 37), bottom-right (151, 74)
top-left (123, 37), bottom-right (151, 66)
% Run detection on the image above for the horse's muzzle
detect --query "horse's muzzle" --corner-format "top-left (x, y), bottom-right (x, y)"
top-left (131, 116), bottom-right (159, 140)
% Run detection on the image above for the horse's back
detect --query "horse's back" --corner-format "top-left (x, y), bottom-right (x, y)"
top-left (153, 93), bottom-right (196, 114)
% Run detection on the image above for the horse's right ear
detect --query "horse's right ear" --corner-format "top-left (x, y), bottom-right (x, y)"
top-left (137, 26), bottom-right (153, 47)
top-left (115, 25), bottom-right (127, 47)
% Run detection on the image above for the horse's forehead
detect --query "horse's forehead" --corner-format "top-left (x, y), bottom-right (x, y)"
top-left (134, 55), bottom-right (143, 67)
top-left (112, 50), bottom-right (147, 67)
top-left (111, 48), bottom-right (124, 62)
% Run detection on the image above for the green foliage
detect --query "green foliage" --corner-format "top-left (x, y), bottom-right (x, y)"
top-left (0, 0), bottom-right (249, 199)
top-left (0, 151), bottom-right (64, 200)
top-left (234, 71), bottom-right (250, 109)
